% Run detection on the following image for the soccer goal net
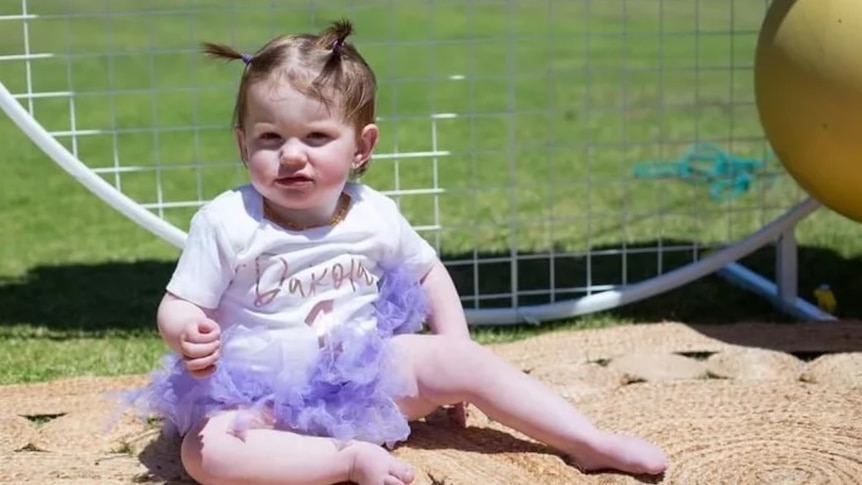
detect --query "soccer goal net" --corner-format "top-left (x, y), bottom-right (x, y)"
top-left (1, 1), bottom-right (826, 324)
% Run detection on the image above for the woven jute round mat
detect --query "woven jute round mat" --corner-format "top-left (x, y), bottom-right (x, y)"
top-left (1, 321), bottom-right (860, 484)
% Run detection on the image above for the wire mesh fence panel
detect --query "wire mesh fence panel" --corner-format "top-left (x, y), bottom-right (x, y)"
top-left (0, 0), bottom-right (806, 318)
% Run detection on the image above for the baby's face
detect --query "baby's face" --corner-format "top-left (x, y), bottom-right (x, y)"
top-left (236, 80), bottom-right (375, 216)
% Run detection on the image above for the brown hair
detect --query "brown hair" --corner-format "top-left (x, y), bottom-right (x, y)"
top-left (201, 19), bottom-right (377, 138)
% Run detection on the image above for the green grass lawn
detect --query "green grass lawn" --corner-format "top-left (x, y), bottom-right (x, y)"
top-left (2, 0), bottom-right (862, 385)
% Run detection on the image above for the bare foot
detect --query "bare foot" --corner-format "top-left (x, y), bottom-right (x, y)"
top-left (349, 442), bottom-right (416, 485)
top-left (569, 432), bottom-right (668, 476)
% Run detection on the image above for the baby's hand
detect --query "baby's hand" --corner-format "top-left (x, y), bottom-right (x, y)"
top-left (447, 402), bottom-right (469, 428)
top-left (180, 318), bottom-right (221, 379)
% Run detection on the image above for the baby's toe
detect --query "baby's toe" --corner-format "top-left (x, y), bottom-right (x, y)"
top-left (389, 461), bottom-right (415, 484)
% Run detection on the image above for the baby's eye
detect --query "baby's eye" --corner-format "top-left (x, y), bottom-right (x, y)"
top-left (307, 131), bottom-right (329, 141)
top-left (259, 132), bottom-right (281, 140)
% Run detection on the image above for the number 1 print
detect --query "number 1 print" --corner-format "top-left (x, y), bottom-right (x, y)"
top-left (305, 299), bottom-right (334, 326)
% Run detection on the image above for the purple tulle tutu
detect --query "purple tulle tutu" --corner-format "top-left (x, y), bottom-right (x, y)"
top-left (124, 266), bottom-right (428, 448)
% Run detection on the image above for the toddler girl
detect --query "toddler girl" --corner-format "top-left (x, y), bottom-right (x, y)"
top-left (130, 19), bottom-right (668, 485)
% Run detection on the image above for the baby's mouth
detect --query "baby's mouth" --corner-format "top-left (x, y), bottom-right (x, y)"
top-left (276, 175), bottom-right (313, 186)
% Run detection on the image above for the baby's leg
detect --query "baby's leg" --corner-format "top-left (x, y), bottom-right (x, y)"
top-left (393, 334), bottom-right (668, 476)
top-left (181, 409), bottom-right (414, 485)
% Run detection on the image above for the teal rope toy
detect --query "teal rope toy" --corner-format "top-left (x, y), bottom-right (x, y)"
top-left (632, 143), bottom-right (771, 201)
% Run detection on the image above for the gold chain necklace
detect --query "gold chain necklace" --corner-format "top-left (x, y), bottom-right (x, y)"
top-left (263, 192), bottom-right (351, 231)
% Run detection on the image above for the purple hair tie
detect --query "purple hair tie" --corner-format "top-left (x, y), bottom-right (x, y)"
top-left (241, 53), bottom-right (253, 65)
top-left (331, 38), bottom-right (344, 53)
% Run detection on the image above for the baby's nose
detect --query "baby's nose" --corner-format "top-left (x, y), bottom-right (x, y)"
top-left (279, 140), bottom-right (306, 166)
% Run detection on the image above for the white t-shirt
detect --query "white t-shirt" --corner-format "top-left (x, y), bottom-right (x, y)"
top-left (166, 183), bottom-right (438, 346)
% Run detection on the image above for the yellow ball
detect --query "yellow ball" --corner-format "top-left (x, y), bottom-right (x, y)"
top-left (755, 0), bottom-right (862, 222)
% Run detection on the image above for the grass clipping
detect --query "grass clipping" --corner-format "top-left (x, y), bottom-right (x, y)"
top-left (1, 321), bottom-right (861, 484)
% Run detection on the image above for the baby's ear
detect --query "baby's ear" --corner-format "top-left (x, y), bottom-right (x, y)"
top-left (354, 123), bottom-right (379, 167)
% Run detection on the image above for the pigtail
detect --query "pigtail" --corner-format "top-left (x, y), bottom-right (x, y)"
top-left (313, 18), bottom-right (356, 94)
top-left (318, 18), bottom-right (355, 55)
top-left (309, 18), bottom-right (376, 139)
top-left (200, 42), bottom-right (256, 129)
top-left (201, 42), bottom-right (254, 66)
top-left (202, 42), bottom-right (243, 61)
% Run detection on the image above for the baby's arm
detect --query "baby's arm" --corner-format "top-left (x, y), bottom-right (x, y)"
top-left (418, 259), bottom-right (473, 426)
top-left (382, 187), bottom-right (470, 338)
top-left (157, 292), bottom-right (221, 378)
top-left (421, 259), bottom-right (470, 339)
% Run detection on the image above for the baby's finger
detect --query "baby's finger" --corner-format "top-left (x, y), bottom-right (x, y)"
top-left (198, 318), bottom-right (220, 335)
top-left (185, 349), bottom-right (220, 373)
top-left (192, 324), bottom-right (221, 344)
top-left (183, 320), bottom-right (220, 343)
top-left (189, 364), bottom-right (216, 379)
top-left (181, 339), bottom-right (220, 359)
top-left (447, 403), bottom-right (468, 428)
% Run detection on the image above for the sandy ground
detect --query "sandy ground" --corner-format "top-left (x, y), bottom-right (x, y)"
top-left (1, 321), bottom-right (861, 484)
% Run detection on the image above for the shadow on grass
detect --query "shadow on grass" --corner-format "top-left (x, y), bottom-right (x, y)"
top-left (0, 239), bottom-right (859, 337)
top-left (0, 260), bottom-right (174, 335)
